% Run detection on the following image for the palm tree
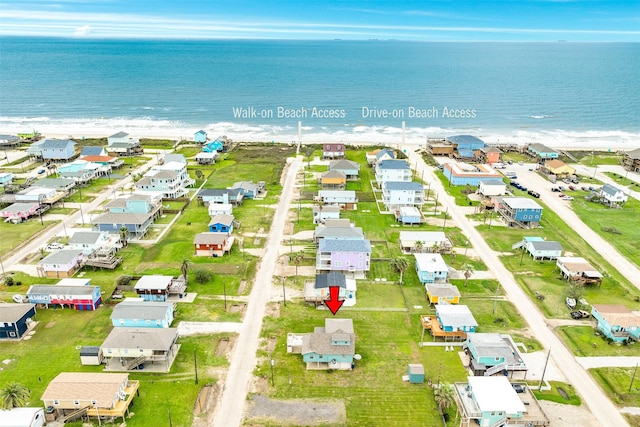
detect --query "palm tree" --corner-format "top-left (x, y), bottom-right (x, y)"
top-left (431, 242), bottom-right (440, 254)
top-left (391, 257), bottom-right (409, 285)
top-left (415, 240), bottom-right (424, 254)
top-left (293, 252), bottom-right (304, 278)
top-left (1, 382), bottom-right (30, 409)
top-left (119, 226), bottom-right (130, 247)
top-left (462, 263), bottom-right (475, 287)
top-left (433, 383), bottom-right (456, 419)
top-left (180, 259), bottom-right (191, 284)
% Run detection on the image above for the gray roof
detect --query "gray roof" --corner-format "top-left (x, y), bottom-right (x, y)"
top-left (426, 283), bottom-right (461, 298)
top-left (38, 249), bottom-right (83, 265)
top-left (41, 139), bottom-right (75, 149)
top-left (312, 205), bottom-right (341, 213)
top-left (80, 346), bottom-right (101, 356)
top-left (318, 239), bottom-right (371, 253)
top-left (209, 214), bottom-right (234, 226)
top-left (529, 240), bottom-right (563, 251)
top-left (81, 146), bottom-right (105, 156)
top-left (502, 197), bottom-right (542, 210)
top-left (445, 135), bottom-right (485, 146)
top-left (0, 304), bottom-right (35, 322)
top-left (314, 225), bottom-right (364, 240)
top-left (101, 327), bottom-right (178, 351)
top-left (194, 232), bottom-right (228, 245)
top-left (301, 318), bottom-right (355, 356)
top-left (479, 146), bottom-right (502, 153)
top-left (376, 149), bottom-right (395, 159)
top-left (601, 183), bottom-right (622, 196)
top-left (109, 131), bottom-right (129, 138)
top-left (329, 159), bottom-right (360, 171)
top-left (384, 181), bottom-right (424, 191)
top-left (163, 154), bottom-right (186, 164)
top-left (467, 333), bottom-right (522, 365)
top-left (321, 170), bottom-right (346, 179)
top-left (436, 304), bottom-right (478, 329)
top-left (69, 231), bottom-right (102, 245)
top-left (479, 179), bottom-right (506, 186)
top-left (108, 141), bottom-right (138, 148)
top-left (105, 194), bottom-right (152, 208)
top-left (626, 148), bottom-right (640, 160)
top-left (315, 272), bottom-right (347, 289)
top-left (318, 190), bottom-right (356, 199)
top-left (111, 301), bottom-right (173, 321)
top-left (92, 212), bottom-right (153, 225)
top-left (229, 181), bottom-right (260, 192)
top-left (32, 178), bottom-right (75, 189)
top-left (528, 143), bottom-right (557, 154)
top-left (198, 188), bottom-right (243, 198)
top-left (28, 285), bottom-right (97, 296)
top-left (377, 159), bottom-right (410, 170)
top-left (1, 202), bottom-right (39, 214)
top-left (135, 275), bottom-right (173, 290)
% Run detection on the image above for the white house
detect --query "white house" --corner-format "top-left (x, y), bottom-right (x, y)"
top-left (15, 187), bottom-right (57, 203)
top-left (68, 231), bottom-right (120, 255)
top-left (208, 203), bottom-right (233, 216)
top-left (478, 179), bottom-right (507, 197)
top-left (414, 253), bottom-right (449, 283)
top-left (399, 231), bottom-right (452, 254)
top-left (382, 181), bottom-right (424, 210)
top-left (135, 161), bottom-right (195, 198)
top-left (316, 190), bottom-right (358, 209)
top-left (312, 205), bottom-right (341, 224)
top-left (375, 159), bottom-right (411, 184)
top-left (599, 183), bottom-right (628, 207)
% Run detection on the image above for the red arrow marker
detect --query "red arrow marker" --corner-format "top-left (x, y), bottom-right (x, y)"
top-left (325, 286), bottom-right (344, 315)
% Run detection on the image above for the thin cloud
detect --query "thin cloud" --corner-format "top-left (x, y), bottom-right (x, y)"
top-left (74, 24), bottom-right (92, 36)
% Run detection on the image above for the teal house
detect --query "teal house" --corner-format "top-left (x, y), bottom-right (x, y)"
top-left (591, 304), bottom-right (640, 343)
top-left (292, 318), bottom-right (356, 370)
top-left (455, 376), bottom-right (532, 427)
top-left (105, 194), bottom-right (158, 214)
top-left (527, 143), bottom-right (558, 160)
top-left (194, 130), bottom-right (207, 143)
top-left (111, 300), bottom-right (175, 328)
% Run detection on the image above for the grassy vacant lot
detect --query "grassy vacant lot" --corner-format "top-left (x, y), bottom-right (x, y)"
top-left (570, 194), bottom-right (640, 268)
top-left (433, 170), bottom-right (481, 207)
top-left (531, 381), bottom-right (581, 405)
top-left (557, 326), bottom-right (640, 357)
top-left (573, 151), bottom-right (625, 166)
top-left (590, 367), bottom-right (640, 408)
top-left (0, 219), bottom-right (58, 258)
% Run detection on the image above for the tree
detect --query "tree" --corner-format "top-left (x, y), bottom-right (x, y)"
top-left (431, 242), bottom-right (440, 254)
top-left (391, 257), bottom-right (409, 285)
top-left (415, 240), bottom-right (424, 254)
top-left (180, 259), bottom-right (191, 284)
top-left (195, 170), bottom-right (204, 181)
top-left (119, 226), bottom-right (130, 247)
top-left (433, 383), bottom-right (456, 419)
top-left (292, 252), bottom-right (304, 278)
top-left (1, 382), bottom-right (30, 410)
top-left (193, 268), bottom-right (212, 284)
top-left (462, 263), bottom-right (475, 287)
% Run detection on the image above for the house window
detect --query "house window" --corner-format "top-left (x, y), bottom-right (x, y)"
top-left (74, 400), bottom-right (80, 405)
top-left (91, 400), bottom-right (97, 405)
top-left (9, 331), bottom-right (16, 337)
top-left (119, 319), bottom-right (124, 325)
top-left (335, 261), bottom-right (341, 267)
top-left (53, 400), bottom-right (59, 405)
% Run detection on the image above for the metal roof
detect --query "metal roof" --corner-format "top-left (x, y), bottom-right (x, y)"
top-left (384, 181), bottom-right (424, 191)
top-left (502, 197), bottom-right (543, 210)
top-left (135, 275), bottom-right (173, 290)
top-left (37, 249), bottom-right (83, 265)
top-left (111, 301), bottom-right (173, 321)
top-left (315, 272), bottom-right (347, 289)
top-left (101, 327), bottom-right (178, 350)
top-left (318, 239), bottom-right (371, 253)
top-left (377, 159), bottom-right (410, 170)
top-left (436, 304), bottom-right (478, 329)
top-left (69, 231), bottom-right (102, 244)
top-left (41, 139), bottom-right (75, 149)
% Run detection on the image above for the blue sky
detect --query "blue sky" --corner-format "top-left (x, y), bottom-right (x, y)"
top-left (0, 0), bottom-right (638, 41)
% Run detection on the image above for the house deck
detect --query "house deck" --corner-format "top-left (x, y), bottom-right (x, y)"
top-left (86, 380), bottom-right (139, 420)
top-left (421, 315), bottom-right (468, 341)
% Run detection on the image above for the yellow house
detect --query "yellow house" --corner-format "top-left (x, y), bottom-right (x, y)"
top-left (426, 283), bottom-right (461, 304)
top-left (545, 159), bottom-right (575, 177)
top-left (320, 170), bottom-right (346, 189)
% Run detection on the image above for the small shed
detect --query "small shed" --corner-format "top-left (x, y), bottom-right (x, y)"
top-left (79, 346), bottom-right (104, 365)
top-left (408, 364), bottom-right (425, 384)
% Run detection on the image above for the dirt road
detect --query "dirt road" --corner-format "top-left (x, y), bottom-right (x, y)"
top-left (211, 156), bottom-right (302, 427)
top-left (406, 149), bottom-right (627, 427)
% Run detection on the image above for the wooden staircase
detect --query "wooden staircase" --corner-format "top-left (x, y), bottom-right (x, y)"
top-left (59, 405), bottom-right (90, 423)
top-left (125, 355), bottom-right (147, 370)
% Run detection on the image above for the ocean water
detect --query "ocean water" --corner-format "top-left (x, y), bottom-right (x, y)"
top-left (1, 37), bottom-right (639, 148)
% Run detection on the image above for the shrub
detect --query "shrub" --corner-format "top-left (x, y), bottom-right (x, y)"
top-left (15, 281), bottom-right (22, 287)
top-left (117, 275), bottom-right (133, 286)
top-left (5, 277), bottom-right (14, 287)
top-left (194, 268), bottom-right (212, 284)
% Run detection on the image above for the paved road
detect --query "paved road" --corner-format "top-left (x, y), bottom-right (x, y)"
top-left (211, 156), bottom-right (301, 427)
top-left (576, 356), bottom-right (640, 369)
top-left (512, 164), bottom-right (640, 290)
top-left (405, 149), bottom-right (627, 427)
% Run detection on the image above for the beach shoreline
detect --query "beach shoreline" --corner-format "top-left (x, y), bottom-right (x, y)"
top-left (3, 121), bottom-right (639, 151)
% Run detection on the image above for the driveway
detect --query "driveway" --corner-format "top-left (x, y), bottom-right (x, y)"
top-left (406, 149), bottom-right (629, 426)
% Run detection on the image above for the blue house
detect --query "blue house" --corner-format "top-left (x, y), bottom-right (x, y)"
top-left (111, 300), bottom-right (175, 328)
top-left (0, 172), bottom-right (13, 186)
top-left (229, 181), bottom-right (265, 199)
top-left (208, 214), bottom-right (234, 234)
top-left (463, 333), bottom-right (528, 377)
top-left (527, 143), bottom-right (558, 160)
top-left (398, 206), bottom-right (422, 224)
top-left (80, 146), bottom-right (108, 157)
top-left (194, 130), bottom-right (207, 143)
top-left (27, 285), bottom-right (101, 310)
top-left (202, 138), bottom-right (224, 153)
top-left (414, 253), bottom-right (449, 283)
top-left (105, 194), bottom-right (157, 214)
top-left (329, 159), bottom-right (360, 180)
top-left (446, 135), bottom-right (485, 159)
top-left (0, 304), bottom-right (36, 339)
top-left (591, 304), bottom-right (640, 343)
top-left (295, 318), bottom-right (356, 370)
top-left (303, 272), bottom-right (357, 307)
top-left (40, 139), bottom-right (76, 161)
top-left (92, 212), bottom-right (155, 238)
top-left (514, 237), bottom-right (563, 260)
top-left (134, 275), bottom-right (175, 302)
top-left (498, 197), bottom-right (543, 228)
top-left (436, 304), bottom-right (478, 333)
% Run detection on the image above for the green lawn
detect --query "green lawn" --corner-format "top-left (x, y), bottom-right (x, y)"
top-left (573, 151), bottom-right (625, 166)
top-left (570, 194), bottom-right (640, 268)
top-left (531, 381), bottom-right (582, 405)
top-left (557, 326), bottom-right (640, 357)
top-left (0, 219), bottom-right (58, 258)
top-left (433, 170), bottom-right (481, 206)
top-left (590, 367), bottom-right (640, 408)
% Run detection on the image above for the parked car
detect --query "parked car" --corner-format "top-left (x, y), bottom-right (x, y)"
top-left (551, 187), bottom-right (560, 192)
top-left (558, 185), bottom-right (566, 191)
top-left (558, 193), bottom-right (565, 197)
top-left (37, 169), bottom-right (46, 175)
top-left (562, 196), bottom-right (574, 201)
top-left (589, 186), bottom-right (597, 191)
top-left (12, 294), bottom-right (26, 303)
top-left (568, 185), bottom-right (576, 191)
top-left (512, 384), bottom-right (526, 393)
top-left (570, 310), bottom-right (591, 319)
top-left (528, 190), bottom-right (540, 198)
top-left (581, 186), bottom-right (589, 191)
top-left (45, 242), bottom-right (64, 251)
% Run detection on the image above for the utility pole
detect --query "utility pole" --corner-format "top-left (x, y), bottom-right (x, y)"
top-left (194, 349), bottom-right (198, 385)
top-left (538, 349), bottom-right (551, 391)
top-left (223, 282), bottom-right (227, 311)
top-left (629, 362), bottom-right (639, 392)
top-left (270, 354), bottom-right (275, 386)
top-left (520, 246), bottom-right (526, 266)
top-left (282, 276), bottom-right (287, 307)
